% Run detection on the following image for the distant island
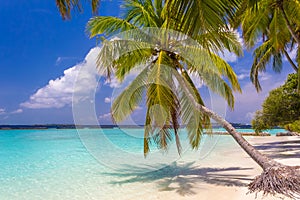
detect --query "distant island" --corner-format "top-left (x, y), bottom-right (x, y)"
top-left (0, 123), bottom-right (252, 130)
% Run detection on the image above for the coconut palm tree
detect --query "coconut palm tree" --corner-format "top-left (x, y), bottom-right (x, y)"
top-left (87, 0), bottom-right (300, 198)
top-left (87, 0), bottom-right (242, 155)
top-left (233, 0), bottom-right (300, 91)
top-left (56, 0), bottom-right (100, 19)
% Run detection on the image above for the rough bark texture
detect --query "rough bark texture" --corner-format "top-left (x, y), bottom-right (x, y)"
top-left (248, 166), bottom-right (300, 199)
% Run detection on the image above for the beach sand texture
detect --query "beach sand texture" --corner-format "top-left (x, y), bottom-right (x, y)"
top-left (104, 136), bottom-right (300, 200)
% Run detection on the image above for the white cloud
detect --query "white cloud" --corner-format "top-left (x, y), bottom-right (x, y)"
top-left (11, 109), bottom-right (23, 114)
top-left (105, 77), bottom-right (121, 88)
top-left (245, 111), bottom-right (255, 120)
top-left (21, 47), bottom-right (101, 109)
top-left (104, 97), bottom-right (111, 103)
top-left (99, 112), bottom-right (111, 119)
top-left (237, 73), bottom-right (248, 80)
top-left (135, 106), bottom-right (143, 110)
top-left (226, 74), bottom-right (285, 123)
top-left (259, 73), bottom-right (271, 81)
top-left (0, 108), bottom-right (5, 115)
top-left (219, 50), bottom-right (238, 63)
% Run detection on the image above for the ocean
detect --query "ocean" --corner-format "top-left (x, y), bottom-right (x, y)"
top-left (0, 128), bottom-right (286, 200)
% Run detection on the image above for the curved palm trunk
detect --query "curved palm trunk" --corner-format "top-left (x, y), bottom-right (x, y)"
top-left (283, 50), bottom-right (298, 72)
top-left (279, 4), bottom-right (300, 46)
top-left (177, 73), bottom-right (300, 198)
top-left (279, 3), bottom-right (300, 93)
top-left (176, 74), bottom-right (280, 169)
top-left (196, 104), bottom-right (280, 169)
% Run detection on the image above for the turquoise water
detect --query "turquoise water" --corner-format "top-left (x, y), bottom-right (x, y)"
top-left (0, 128), bottom-right (286, 199)
top-left (212, 128), bottom-right (287, 135)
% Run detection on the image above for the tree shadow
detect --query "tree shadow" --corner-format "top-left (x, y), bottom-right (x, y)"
top-left (254, 139), bottom-right (300, 159)
top-left (102, 162), bottom-right (253, 196)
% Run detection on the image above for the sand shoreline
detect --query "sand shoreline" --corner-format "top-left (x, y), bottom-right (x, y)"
top-left (114, 136), bottom-right (300, 200)
top-left (168, 136), bottom-right (300, 200)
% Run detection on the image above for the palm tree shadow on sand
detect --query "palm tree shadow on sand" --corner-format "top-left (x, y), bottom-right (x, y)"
top-left (101, 162), bottom-right (253, 196)
top-left (254, 139), bottom-right (300, 159)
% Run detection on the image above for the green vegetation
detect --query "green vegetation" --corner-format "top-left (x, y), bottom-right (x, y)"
top-left (56, 0), bottom-right (300, 198)
top-left (87, 0), bottom-right (242, 155)
top-left (252, 73), bottom-right (300, 133)
top-left (56, 0), bottom-right (100, 19)
top-left (235, 0), bottom-right (300, 92)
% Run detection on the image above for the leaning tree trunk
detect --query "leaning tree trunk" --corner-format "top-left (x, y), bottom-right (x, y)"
top-left (196, 104), bottom-right (300, 199)
top-left (279, 4), bottom-right (300, 46)
top-left (283, 50), bottom-right (298, 72)
top-left (177, 75), bottom-right (300, 198)
top-left (279, 3), bottom-right (300, 93)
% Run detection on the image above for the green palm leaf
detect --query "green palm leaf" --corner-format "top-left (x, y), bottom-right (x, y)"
top-left (56, 0), bottom-right (100, 19)
top-left (87, 16), bottom-right (138, 37)
top-left (88, 0), bottom-right (242, 156)
top-left (123, 0), bottom-right (160, 27)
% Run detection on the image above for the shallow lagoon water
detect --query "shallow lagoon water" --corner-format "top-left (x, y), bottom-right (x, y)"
top-left (0, 128), bottom-right (286, 200)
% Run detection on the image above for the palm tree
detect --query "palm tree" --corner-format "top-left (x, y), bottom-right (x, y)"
top-left (233, 0), bottom-right (300, 91)
top-left (86, 0), bottom-right (300, 198)
top-left (87, 0), bottom-right (243, 155)
top-left (56, 0), bottom-right (100, 19)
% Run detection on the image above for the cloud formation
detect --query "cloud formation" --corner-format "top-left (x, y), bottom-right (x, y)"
top-left (99, 112), bottom-right (111, 120)
top-left (237, 73), bottom-right (248, 80)
top-left (0, 108), bottom-right (6, 115)
top-left (227, 73), bottom-right (284, 123)
top-left (219, 50), bottom-right (238, 63)
top-left (21, 48), bottom-right (100, 109)
top-left (104, 97), bottom-right (111, 103)
top-left (11, 109), bottom-right (23, 114)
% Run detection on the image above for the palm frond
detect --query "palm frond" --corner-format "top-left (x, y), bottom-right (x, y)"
top-left (176, 45), bottom-right (240, 108)
top-left (87, 16), bottom-right (138, 37)
top-left (111, 65), bottom-right (149, 122)
top-left (143, 51), bottom-right (181, 156)
top-left (195, 29), bottom-right (243, 56)
top-left (240, 2), bottom-right (271, 48)
top-left (179, 70), bottom-right (211, 149)
top-left (164, 0), bottom-right (236, 38)
top-left (250, 40), bottom-right (274, 91)
top-left (114, 48), bottom-right (153, 81)
top-left (123, 0), bottom-right (160, 27)
top-left (210, 54), bottom-right (242, 93)
top-left (268, 8), bottom-right (290, 50)
top-left (96, 38), bottom-right (153, 79)
top-left (56, 0), bottom-right (99, 19)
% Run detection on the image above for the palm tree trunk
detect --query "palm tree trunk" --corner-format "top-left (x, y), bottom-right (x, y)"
top-left (175, 73), bottom-right (281, 170)
top-left (195, 104), bottom-right (281, 169)
top-left (176, 72), bottom-right (300, 198)
top-left (283, 50), bottom-right (298, 72)
top-left (279, 4), bottom-right (300, 46)
top-left (279, 3), bottom-right (300, 93)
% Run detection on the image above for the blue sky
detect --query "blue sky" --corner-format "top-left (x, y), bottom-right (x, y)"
top-left (0, 1), bottom-right (295, 125)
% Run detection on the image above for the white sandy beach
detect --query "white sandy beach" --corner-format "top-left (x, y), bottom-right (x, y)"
top-left (103, 136), bottom-right (300, 200)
